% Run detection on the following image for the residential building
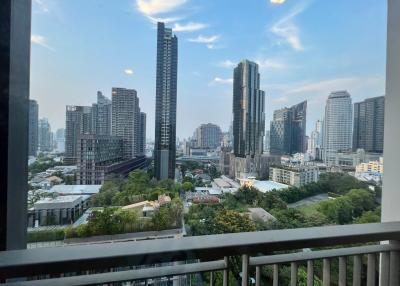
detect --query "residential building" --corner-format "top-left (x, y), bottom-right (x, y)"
top-left (154, 22), bottom-right (178, 180)
top-left (269, 166), bottom-right (319, 187)
top-left (219, 147), bottom-right (232, 175)
top-left (139, 112), bottom-right (146, 155)
top-left (194, 123), bottom-right (222, 149)
top-left (270, 101), bottom-right (307, 155)
top-left (322, 91), bottom-right (353, 163)
top-left (111, 87), bottom-right (141, 160)
top-left (233, 60), bottom-right (265, 158)
top-left (65, 105), bottom-right (93, 164)
top-left (28, 99), bottom-right (39, 156)
top-left (38, 118), bottom-right (52, 152)
top-left (353, 96), bottom-right (385, 153)
top-left (92, 91), bottom-right (112, 136)
top-left (356, 157), bottom-right (384, 174)
top-left (324, 148), bottom-right (381, 167)
top-left (76, 134), bottom-right (124, 185)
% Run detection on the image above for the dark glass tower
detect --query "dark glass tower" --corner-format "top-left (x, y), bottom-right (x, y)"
top-left (353, 96), bottom-right (385, 153)
top-left (28, 100), bottom-right (39, 156)
top-left (154, 22), bottom-right (178, 180)
top-left (232, 60), bottom-right (265, 158)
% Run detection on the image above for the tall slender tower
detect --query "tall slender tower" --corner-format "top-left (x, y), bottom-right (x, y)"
top-left (232, 60), bottom-right (265, 158)
top-left (92, 91), bottom-right (112, 136)
top-left (154, 22), bottom-right (178, 180)
top-left (322, 91), bottom-right (353, 163)
top-left (28, 100), bottom-right (39, 156)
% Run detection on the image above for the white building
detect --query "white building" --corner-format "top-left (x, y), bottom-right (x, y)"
top-left (269, 166), bottom-right (319, 188)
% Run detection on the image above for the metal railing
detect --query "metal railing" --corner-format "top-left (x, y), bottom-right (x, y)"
top-left (1, 222), bottom-right (400, 285)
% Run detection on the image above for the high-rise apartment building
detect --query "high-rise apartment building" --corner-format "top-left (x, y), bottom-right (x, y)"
top-left (28, 99), bottom-right (39, 156)
top-left (111, 87), bottom-right (141, 160)
top-left (154, 22), bottom-right (178, 180)
top-left (92, 91), bottom-right (112, 136)
top-left (38, 118), bottom-right (52, 152)
top-left (65, 105), bottom-right (93, 164)
top-left (322, 91), bottom-right (353, 163)
top-left (270, 101), bottom-right (307, 155)
top-left (353, 96), bottom-right (385, 153)
top-left (232, 60), bottom-right (265, 158)
top-left (194, 123), bottom-right (222, 149)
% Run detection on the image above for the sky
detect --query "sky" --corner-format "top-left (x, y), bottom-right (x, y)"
top-left (30, 0), bottom-right (387, 140)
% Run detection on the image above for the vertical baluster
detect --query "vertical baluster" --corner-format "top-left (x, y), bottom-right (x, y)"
top-left (291, 262), bottom-right (298, 286)
top-left (256, 266), bottom-right (261, 286)
top-left (390, 251), bottom-right (400, 286)
top-left (323, 258), bottom-right (330, 286)
top-left (339, 256), bottom-right (347, 286)
top-left (223, 256), bottom-right (229, 286)
top-left (307, 260), bottom-right (314, 286)
top-left (273, 264), bottom-right (279, 286)
top-left (242, 254), bottom-right (249, 286)
top-left (367, 253), bottom-right (376, 286)
top-left (353, 255), bottom-right (362, 286)
top-left (210, 271), bottom-right (214, 286)
top-left (381, 252), bottom-right (390, 286)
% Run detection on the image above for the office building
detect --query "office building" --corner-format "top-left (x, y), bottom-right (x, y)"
top-left (28, 99), bottom-right (39, 156)
top-left (38, 118), bottom-right (52, 152)
top-left (111, 87), bottom-right (141, 160)
top-left (154, 22), bottom-right (178, 180)
top-left (270, 101), bottom-right (307, 155)
top-left (139, 112), bottom-right (147, 155)
top-left (55, 128), bottom-right (65, 153)
top-left (195, 123), bottom-right (222, 149)
top-left (308, 120), bottom-right (322, 160)
top-left (353, 96), bottom-right (385, 153)
top-left (65, 105), bottom-right (93, 164)
top-left (322, 91), bottom-right (353, 163)
top-left (233, 60), bottom-right (265, 158)
top-left (92, 91), bottom-right (112, 136)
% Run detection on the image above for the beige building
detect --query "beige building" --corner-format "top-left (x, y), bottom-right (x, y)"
top-left (356, 157), bottom-right (384, 174)
top-left (269, 166), bottom-right (319, 187)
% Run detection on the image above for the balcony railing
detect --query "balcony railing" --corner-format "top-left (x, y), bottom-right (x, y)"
top-left (1, 222), bottom-right (400, 286)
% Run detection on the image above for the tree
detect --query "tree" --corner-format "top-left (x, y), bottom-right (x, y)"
top-left (182, 181), bottom-right (194, 192)
top-left (212, 209), bottom-right (256, 234)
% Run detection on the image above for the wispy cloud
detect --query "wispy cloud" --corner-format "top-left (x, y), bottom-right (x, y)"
top-left (124, 69), bottom-right (134, 75)
top-left (136, 0), bottom-right (186, 16)
top-left (188, 35), bottom-right (220, 49)
top-left (218, 60), bottom-right (237, 69)
top-left (271, 0), bottom-right (287, 4)
top-left (270, 2), bottom-right (309, 51)
top-left (145, 15), bottom-right (183, 24)
top-left (31, 34), bottom-right (54, 51)
top-left (256, 58), bottom-right (288, 70)
top-left (173, 22), bottom-right (208, 32)
top-left (209, 77), bottom-right (233, 85)
top-left (33, 0), bottom-right (50, 13)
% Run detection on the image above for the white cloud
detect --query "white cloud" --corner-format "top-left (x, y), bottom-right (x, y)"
top-left (173, 22), bottom-right (208, 32)
top-left (136, 0), bottom-right (186, 16)
top-left (210, 77), bottom-right (233, 85)
top-left (218, 60), bottom-right (237, 69)
top-left (145, 15), bottom-right (183, 24)
top-left (256, 58), bottom-right (287, 70)
top-left (124, 69), bottom-right (134, 75)
top-left (270, 2), bottom-right (308, 51)
top-left (271, 0), bottom-right (287, 4)
top-left (33, 0), bottom-right (50, 13)
top-left (188, 35), bottom-right (220, 49)
top-left (31, 34), bottom-right (54, 51)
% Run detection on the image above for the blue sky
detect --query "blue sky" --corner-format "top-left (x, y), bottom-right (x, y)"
top-left (31, 0), bottom-right (387, 140)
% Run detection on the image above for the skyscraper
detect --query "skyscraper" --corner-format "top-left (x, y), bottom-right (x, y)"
top-left (65, 105), bottom-right (92, 164)
top-left (92, 91), bottom-right (112, 136)
top-left (270, 101), bottom-right (307, 155)
top-left (154, 22), bottom-right (178, 180)
top-left (308, 120), bottom-right (322, 159)
top-left (353, 96), bottom-right (385, 153)
top-left (322, 91), bottom-right (353, 163)
top-left (232, 60), bottom-right (265, 158)
top-left (38, 118), bottom-right (52, 152)
top-left (194, 123), bottom-right (222, 149)
top-left (28, 99), bottom-right (39, 156)
top-left (55, 128), bottom-right (65, 153)
top-left (111, 87), bottom-right (141, 160)
top-left (139, 112), bottom-right (147, 155)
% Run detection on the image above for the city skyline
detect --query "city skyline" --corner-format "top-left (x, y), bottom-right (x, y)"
top-left (30, 0), bottom-right (386, 139)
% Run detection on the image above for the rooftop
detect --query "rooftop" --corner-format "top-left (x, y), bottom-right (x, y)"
top-left (48, 185), bottom-right (102, 195)
top-left (253, 180), bottom-right (289, 193)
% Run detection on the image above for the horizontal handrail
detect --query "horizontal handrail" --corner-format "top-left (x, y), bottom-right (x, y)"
top-left (1, 222), bottom-right (400, 279)
top-left (250, 244), bottom-right (400, 266)
top-left (4, 260), bottom-right (227, 286)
